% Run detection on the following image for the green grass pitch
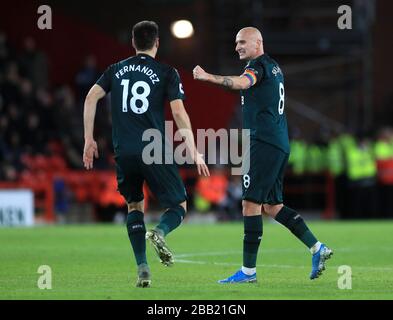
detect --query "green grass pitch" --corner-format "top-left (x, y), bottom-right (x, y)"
top-left (1, 220), bottom-right (393, 300)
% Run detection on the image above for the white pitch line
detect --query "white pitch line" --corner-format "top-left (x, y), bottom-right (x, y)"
top-left (175, 251), bottom-right (242, 258)
top-left (176, 246), bottom-right (393, 257)
top-left (174, 253), bottom-right (393, 271)
top-left (175, 259), bottom-right (301, 269)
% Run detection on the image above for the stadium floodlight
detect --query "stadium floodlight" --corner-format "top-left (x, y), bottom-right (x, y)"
top-left (171, 20), bottom-right (194, 39)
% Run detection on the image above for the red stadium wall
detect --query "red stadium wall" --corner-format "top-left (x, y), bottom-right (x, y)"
top-left (373, 0), bottom-right (393, 116)
top-left (0, 0), bottom-right (238, 132)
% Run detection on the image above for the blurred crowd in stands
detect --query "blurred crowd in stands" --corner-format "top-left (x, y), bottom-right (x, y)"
top-left (1, 32), bottom-right (393, 221)
top-left (0, 32), bottom-right (113, 178)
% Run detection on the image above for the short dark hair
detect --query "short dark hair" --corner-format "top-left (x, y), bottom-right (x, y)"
top-left (132, 21), bottom-right (159, 51)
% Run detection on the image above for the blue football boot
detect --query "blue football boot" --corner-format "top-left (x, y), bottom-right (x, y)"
top-left (218, 269), bottom-right (257, 284)
top-left (310, 244), bottom-right (333, 280)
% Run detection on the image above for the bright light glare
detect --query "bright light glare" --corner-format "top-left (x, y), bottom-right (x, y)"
top-left (171, 20), bottom-right (194, 39)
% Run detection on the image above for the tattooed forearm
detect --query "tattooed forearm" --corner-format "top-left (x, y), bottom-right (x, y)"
top-left (213, 75), bottom-right (234, 88)
top-left (222, 77), bottom-right (234, 88)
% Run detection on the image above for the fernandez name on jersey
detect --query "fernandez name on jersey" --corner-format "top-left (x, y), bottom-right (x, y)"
top-left (114, 64), bottom-right (160, 85)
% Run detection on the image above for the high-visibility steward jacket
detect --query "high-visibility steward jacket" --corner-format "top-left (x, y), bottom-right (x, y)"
top-left (374, 141), bottom-right (393, 160)
top-left (327, 139), bottom-right (344, 176)
top-left (306, 144), bottom-right (326, 173)
top-left (289, 140), bottom-right (307, 175)
top-left (346, 145), bottom-right (377, 181)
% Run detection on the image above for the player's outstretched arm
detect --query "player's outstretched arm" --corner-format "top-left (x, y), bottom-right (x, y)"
top-left (193, 65), bottom-right (250, 90)
top-left (170, 99), bottom-right (210, 177)
top-left (83, 84), bottom-right (106, 170)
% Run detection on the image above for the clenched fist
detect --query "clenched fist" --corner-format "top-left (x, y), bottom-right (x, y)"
top-left (193, 65), bottom-right (210, 81)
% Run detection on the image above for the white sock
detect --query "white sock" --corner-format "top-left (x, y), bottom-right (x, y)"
top-left (242, 266), bottom-right (256, 275)
top-left (310, 241), bottom-right (322, 255)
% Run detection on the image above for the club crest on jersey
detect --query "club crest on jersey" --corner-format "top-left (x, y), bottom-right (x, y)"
top-left (272, 66), bottom-right (282, 76)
